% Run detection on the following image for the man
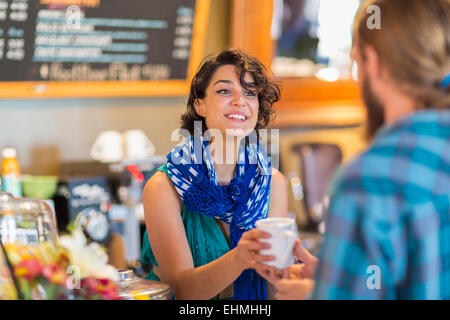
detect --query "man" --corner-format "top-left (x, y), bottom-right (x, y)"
top-left (256, 0), bottom-right (450, 299)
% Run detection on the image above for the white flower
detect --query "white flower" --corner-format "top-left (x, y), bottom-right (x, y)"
top-left (58, 229), bottom-right (119, 282)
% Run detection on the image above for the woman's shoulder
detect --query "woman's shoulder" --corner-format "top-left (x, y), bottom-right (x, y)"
top-left (143, 165), bottom-right (182, 209)
top-left (145, 170), bottom-right (170, 189)
top-left (268, 168), bottom-right (288, 217)
top-left (144, 165), bottom-right (169, 190)
top-left (270, 167), bottom-right (287, 187)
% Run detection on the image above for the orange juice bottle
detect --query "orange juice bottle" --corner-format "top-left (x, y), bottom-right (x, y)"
top-left (1, 148), bottom-right (22, 197)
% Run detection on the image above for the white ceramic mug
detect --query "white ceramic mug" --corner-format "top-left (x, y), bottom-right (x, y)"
top-left (255, 217), bottom-right (297, 269)
top-left (123, 129), bottom-right (155, 160)
top-left (90, 130), bottom-right (124, 162)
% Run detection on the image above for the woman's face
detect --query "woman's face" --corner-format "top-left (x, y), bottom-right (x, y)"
top-left (194, 64), bottom-right (259, 137)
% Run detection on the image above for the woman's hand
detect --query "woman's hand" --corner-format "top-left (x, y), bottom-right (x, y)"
top-left (234, 228), bottom-right (275, 270)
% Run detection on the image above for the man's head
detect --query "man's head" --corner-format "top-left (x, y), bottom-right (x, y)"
top-left (352, 0), bottom-right (450, 138)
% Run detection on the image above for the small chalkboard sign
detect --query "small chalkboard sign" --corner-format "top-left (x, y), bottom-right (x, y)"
top-left (0, 0), bottom-right (210, 98)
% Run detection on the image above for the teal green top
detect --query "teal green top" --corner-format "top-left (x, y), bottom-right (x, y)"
top-left (141, 164), bottom-right (231, 283)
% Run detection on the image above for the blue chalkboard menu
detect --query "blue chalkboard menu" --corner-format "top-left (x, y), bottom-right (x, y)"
top-left (0, 0), bottom-right (210, 97)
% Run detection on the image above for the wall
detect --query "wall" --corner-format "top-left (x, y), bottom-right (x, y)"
top-left (0, 0), bottom-right (230, 175)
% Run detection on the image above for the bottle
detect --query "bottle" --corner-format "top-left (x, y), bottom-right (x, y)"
top-left (1, 148), bottom-right (22, 197)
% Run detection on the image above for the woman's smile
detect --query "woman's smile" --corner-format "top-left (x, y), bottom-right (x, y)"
top-left (225, 112), bottom-right (249, 122)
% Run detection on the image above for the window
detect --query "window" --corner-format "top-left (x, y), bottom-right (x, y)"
top-left (272, 0), bottom-right (360, 81)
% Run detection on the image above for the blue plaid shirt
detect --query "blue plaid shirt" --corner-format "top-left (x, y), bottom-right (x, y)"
top-left (312, 110), bottom-right (450, 299)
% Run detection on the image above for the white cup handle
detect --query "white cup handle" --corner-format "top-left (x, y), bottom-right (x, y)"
top-left (280, 230), bottom-right (297, 268)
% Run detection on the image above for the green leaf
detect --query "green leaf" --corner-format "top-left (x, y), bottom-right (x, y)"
top-left (20, 279), bottom-right (31, 300)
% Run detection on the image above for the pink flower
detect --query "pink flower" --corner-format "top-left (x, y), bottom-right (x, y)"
top-left (14, 259), bottom-right (43, 281)
top-left (42, 264), bottom-right (68, 286)
top-left (80, 277), bottom-right (120, 300)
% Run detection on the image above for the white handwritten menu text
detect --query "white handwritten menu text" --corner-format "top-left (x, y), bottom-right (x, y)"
top-left (0, 0), bottom-right (196, 81)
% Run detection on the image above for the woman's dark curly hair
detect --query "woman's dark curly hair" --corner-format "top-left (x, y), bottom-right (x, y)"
top-left (181, 49), bottom-right (281, 134)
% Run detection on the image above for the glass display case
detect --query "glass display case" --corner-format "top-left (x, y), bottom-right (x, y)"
top-left (0, 193), bottom-right (58, 246)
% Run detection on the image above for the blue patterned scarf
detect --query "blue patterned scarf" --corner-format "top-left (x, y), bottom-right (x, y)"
top-left (166, 135), bottom-right (272, 300)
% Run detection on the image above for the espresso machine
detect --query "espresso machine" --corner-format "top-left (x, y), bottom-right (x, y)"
top-left (279, 126), bottom-right (368, 254)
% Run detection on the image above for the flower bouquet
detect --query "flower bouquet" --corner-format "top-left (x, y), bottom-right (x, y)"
top-left (3, 229), bottom-right (120, 300)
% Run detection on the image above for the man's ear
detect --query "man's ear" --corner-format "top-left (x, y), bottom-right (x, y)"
top-left (194, 98), bottom-right (206, 117)
top-left (363, 45), bottom-right (383, 81)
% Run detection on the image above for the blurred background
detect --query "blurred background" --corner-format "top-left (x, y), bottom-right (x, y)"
top-left (0, 0), bottom-right (368, 275)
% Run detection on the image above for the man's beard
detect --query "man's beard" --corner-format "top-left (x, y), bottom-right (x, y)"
top-left (361, 77), bottom-right (385, 139)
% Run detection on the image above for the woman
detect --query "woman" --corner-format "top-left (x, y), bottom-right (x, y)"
top-left (141, 49), bottom-right (288, 300)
